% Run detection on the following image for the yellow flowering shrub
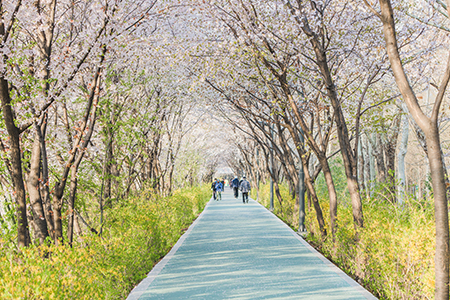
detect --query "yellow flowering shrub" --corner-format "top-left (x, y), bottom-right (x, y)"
top-left (254, 182), bottom-right (435, 299)
top-left (0, 184), bottom-right (211, 299)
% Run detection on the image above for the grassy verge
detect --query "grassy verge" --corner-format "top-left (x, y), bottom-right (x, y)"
top-left (0, 184), bottom-right (211, 299)
top-left (252, 182), bottom-right (434, 299)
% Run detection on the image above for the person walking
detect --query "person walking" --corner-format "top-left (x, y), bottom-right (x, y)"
top-left (231, 176), bottom-right (240, 199)
top-left (211, 178), bottom-right (218, 200)
top-left (215, 180), bottom-right (224, 201)
top-left (239, 176), bottom-right (251, 203)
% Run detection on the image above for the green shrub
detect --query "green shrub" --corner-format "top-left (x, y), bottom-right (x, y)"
top-left (252, 183), bottom-right (297, 226)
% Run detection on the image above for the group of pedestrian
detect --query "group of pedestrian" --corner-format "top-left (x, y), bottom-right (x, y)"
top-left (213, 175), bottom-right (251, 204)
top-left (211, 178), bottom-right (224, 201)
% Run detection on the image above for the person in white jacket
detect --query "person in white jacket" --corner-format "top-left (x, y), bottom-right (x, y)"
top-left (239, 176), bottom-right (251, 203)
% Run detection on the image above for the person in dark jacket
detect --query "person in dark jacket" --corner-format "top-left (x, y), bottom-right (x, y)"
top-left (211, 178), bottom-right (218, 200)
top-left (239, 176), bottom-right (251, 203)
top-left (231, 176), bottom-right (240, 199)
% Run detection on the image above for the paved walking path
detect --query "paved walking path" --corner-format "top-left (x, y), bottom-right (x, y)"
top-left (127, 189), bottom-right (377, 300)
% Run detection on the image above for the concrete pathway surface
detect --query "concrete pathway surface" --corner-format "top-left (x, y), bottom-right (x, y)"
top-left (127, 189), bottom-right (377, 300)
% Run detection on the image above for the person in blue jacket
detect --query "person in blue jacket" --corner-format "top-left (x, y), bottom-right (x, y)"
top-left (215, 180), bottom-right (224, 201)
top-left (231, 176), bottom-right (240, 199)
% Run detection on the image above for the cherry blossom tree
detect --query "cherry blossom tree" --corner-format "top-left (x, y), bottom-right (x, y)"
top-left (363, 0), bottom-right (450, 296)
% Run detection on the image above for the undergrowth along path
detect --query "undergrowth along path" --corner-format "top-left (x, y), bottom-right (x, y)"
top-left (127, 189), bottom-right (377, 300)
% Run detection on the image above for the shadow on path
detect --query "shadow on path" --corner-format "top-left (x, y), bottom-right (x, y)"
top-left (127, 189), bottom-right (377, 300)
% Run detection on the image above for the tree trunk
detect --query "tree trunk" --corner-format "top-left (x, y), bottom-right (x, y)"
top-left (426, 128), bottom-right (449, 299)
top-left (318, 155), bottom-right (338, 239)
top-left (74, 211), bottom-right (83, 237)
top-left (385, 141), bottom-right (396, 200)
top-left (38, 113), bottom-right (55, 240)
top-left (362, 136), bottom-right (371, 198)
top-left (385, 116), bottom-right (401, 202)
top-left (25, 131), bottom-right (49, 245)
top-left (103, 130), bottom-right (113, 204)
top-left (67, 166), bottom-right (77, 247)
top-left (103, 104), bottom-right (117, 202)
top-left (0, 78), bottom-right (30, 248)
top-left (167, 152), bottom-right (175, 196)
top-left (104, 145), bottom-right (112, 201)
top-left (373, 132), bottom-right (386, 184)
top-left (329, 81), bottom-right (364, 229)
top-left (52, 184), bottom-right (64, 244)
top-left (358, 139), bottom-right (365, 192)
top-left (272, 179), bottom-right (285, 215)
top-left (397, 111), bottom-right (409, 204)
top-left (368, 136), bottom-right (376, 197)
top-left (303, 158), bottom-right (327, 237)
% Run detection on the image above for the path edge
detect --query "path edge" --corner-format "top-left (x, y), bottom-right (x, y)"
top-left (126, 197), bottom-right (213, 300)
top-left (251, 198), bottom-right (378, 300)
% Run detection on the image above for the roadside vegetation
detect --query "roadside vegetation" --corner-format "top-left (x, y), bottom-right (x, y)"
top-left (253, 161), bottom-right (434, 300)
top-left (0, 185), bottom-right (210, 299)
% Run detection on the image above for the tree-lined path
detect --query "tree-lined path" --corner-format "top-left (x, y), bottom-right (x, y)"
top-left (1, 0), bottom-right (450, 298)
top-left (127, 189), bottom-right (376, 300)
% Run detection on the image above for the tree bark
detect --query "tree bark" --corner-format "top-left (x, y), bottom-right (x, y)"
top-left (373, 132), bottom-right (386, 184)
top-left (385, 115), bottom-right (401, 202)
top-left (67, 166), bottom-right (77, 247)
top-left (0, 2), bottom-right (30, 247)
top-left (104, 127), bottom-right (113, 202)
top-left (37, 113), bottom-right (55, 240)
top-left (368, 135), bottom-right (376, 197)
top-left (303, 157), bottom-right (327, 237)
top-left (362, 136), bottom-right (371, 198)
top-left (317, 155), bottom-right (338, 239)
top-left (358, 139), bottom-right (365, 192)
top-left (25, 129), bottom-right (49, 245)
top-left (0, 77), bottom-right (30, 248)
top-left (397, 111), bottom-right (409, 204)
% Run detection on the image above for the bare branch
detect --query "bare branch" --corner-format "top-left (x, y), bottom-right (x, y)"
top-left (432, 50), bottom-right (450, 122)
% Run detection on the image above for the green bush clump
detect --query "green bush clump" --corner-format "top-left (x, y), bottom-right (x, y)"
top-left (0, 184), bottom-right (211, 299)
top-left (254, 182), bottom-right (434, 299)
top-left (308, 196), bottom-right (434, 299)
